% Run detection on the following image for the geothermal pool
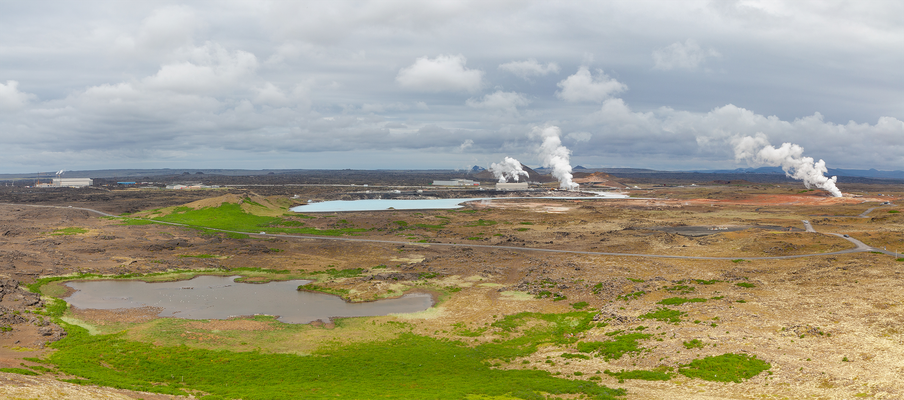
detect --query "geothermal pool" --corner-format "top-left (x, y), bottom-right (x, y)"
top-left (63, 275), bottom-right (433, 324)
top-left (291, 193), bottom-right (628, 213)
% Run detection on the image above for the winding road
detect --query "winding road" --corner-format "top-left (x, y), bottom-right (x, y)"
top-left (4, 202), bottom-right (899, 261)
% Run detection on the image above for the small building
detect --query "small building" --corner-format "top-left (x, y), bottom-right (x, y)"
top-left (496, 182), bottom-right (528, 191)
top-left (52, 178), bottom-right (93, 188)
top-left (432, 179), bottom-right (479, 186)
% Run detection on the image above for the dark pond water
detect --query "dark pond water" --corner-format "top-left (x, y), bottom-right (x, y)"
top-left (63, 275), bottom-right (433, 324)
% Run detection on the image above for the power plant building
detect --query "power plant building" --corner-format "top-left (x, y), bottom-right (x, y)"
top-left (431, 179), bottom-right (479, 186)
top-left (496, 182), bottom-right (528, 191)
top-left (51, 178), bottom-right (93, 188)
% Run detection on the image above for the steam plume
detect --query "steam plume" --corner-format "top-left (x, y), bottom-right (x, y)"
top-left (733, 134), bottom-right (842, 197)
top-left (490, 157), bottom-right (529, 183)
top-left (535, 126), bottom-right (579, 190)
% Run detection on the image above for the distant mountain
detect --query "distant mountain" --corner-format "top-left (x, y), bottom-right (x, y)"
top-left (470, 165), bottom-right (486, 172)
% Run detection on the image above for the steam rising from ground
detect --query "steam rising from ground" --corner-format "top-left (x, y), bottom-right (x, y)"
top-left (734, 134), bottom-right (842, 197)
top-left (536, 126), bottom-right (579, 190)
top-left (490, 157), bottom-right (529, 183)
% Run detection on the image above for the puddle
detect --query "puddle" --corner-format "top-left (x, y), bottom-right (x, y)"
top-left (63, 275), bottom-right (433, 324)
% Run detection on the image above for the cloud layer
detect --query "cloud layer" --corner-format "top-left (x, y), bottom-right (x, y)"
top-left (0, 1), bottom-right (902, 172)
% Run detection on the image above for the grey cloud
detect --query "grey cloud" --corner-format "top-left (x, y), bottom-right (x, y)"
top-left (652, 39), bottom-right (721, 71)
top-left (0, 1), bottom-right (902, 172)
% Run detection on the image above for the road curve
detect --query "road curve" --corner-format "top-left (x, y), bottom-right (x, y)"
top-left (2, 202), bottom-right (894, 261)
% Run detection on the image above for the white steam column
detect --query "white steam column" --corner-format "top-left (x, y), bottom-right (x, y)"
top-left (734, 134), bottom-right (842, 197)
top-left (536, 126), bottom-right (579, 190)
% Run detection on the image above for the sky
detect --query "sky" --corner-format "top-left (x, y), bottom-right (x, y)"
top-left (0, 0), bottom-right (902, 173)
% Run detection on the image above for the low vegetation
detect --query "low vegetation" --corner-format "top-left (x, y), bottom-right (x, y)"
top-left (151, 203), bottom-right (366, 236)
top-left (50, 227), bottom-right (88, 235)
top-left (678, 353), bottom-right (771, 383)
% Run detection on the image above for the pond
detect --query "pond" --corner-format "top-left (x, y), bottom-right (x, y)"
top-left (63, 275), bottom-right (433, 324)
top-left (291, 193), bottom-right (629, 213)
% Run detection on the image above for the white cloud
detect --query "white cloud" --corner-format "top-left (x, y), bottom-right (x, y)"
top-left (143, 42), bottom-right (258, 96)
top-left (498, 59), bottom-right (560, 80)
top-left (652, 39), bottom-right (721, 71)
top-left (460, 139), bottom-right (474, 150)
top-left (465, 91), bottom-right (530, 114)
top-left (0, 81), bottom-right (36, 111)
top-left (396, 54), bottom-right (484, 93)
top-left (556, 67), bottom-right (627, 102)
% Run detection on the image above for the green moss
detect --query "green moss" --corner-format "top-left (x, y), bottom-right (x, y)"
top-left (638, 307), bottom-right (685, 324)
top-left (152, 203), bottom-right (366, 236)
top-left (683, 339), bottom-right (705, 349)
top-left (576, 333), bottom-right (652, 361)
top-left (0, 367), bottom-right (39, 376)
top-left (571, 301), bottom-right (589, 310)
top-left (604, 368), bottom-right (671, 381)
top-left (678, 353), bottom-right (771, 383)
top-left (662, 285), bottom-right (694, 294)
top-left (615, 291), bottom-right (644, 301)
top-left (466, 219), bottom-right (498, 227)
top-left (735, 282), bottom-right (756, 288)
top-left (47, 315), bottom-right (625, 400)
top-left (657, 297), bottom-right (707, 306)
top-left (50, 227), bottom-right (88, 235)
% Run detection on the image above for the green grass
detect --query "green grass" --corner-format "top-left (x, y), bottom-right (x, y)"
top-left (626, 278), bottom-right (644, 283)
top-left (152, 203), bottom-right (366, 236)
top-left (46, 323), bottom-right (625, 400)
top-left (735, 282), bottom-right (756, 288)
top-left (657, 297), bottom-right (707, 306)
top-left (519, 222), bottom-right (534, 225)
top-left (888, 210), bottom-right (900, 213)
top-left (678, 353), bottom-right (771, 383)
top-left (50, 227), bottom-right (88, 235)
top-left (638, 307), bottom-right (685, 324)
top-left (575, 333), bottom-right (652, 361)
top-left (603, 368), bottom-right (671, 381)
top-left (571, 301), bottom-right (589, 310)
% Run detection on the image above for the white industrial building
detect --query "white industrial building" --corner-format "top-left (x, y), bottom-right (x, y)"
top-left (432, 179), bottom-right (479, 186)
top-left (51, 178), bottom-right (93, 188)
top-left (496, 182), bottom-right (528, 191)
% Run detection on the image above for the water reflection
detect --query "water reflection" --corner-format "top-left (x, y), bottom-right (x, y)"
top-left (64, 275), bottom-right (433, 324)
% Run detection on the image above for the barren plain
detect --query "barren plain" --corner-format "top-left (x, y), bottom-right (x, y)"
top-left (0, 177), bottom-right (902, 399)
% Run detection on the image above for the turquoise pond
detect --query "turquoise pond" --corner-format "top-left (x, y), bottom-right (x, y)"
top-left (290, 193), bottom-right (628, 213)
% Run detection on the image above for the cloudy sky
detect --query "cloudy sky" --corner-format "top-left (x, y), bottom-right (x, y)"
top-left (1, 0), bottom-right (902, 173)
